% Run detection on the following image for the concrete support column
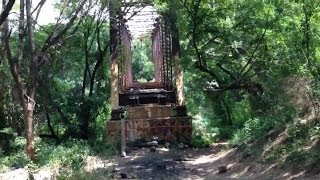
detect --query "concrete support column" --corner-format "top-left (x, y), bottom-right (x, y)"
top-left (110, 1), bottom-right (119, 111)
top-left (153, 25), bottom-right (162, 84)
top-left (110, 61), bottom-right (119, 109)
top-left (170, 20), bottom-right (185, 106)
top-left (123, 27), bottom-right (133, 89)
top-left (174, 56), bottom-right (185, 106)
top-left (126, 56), bottom-right (133, 88)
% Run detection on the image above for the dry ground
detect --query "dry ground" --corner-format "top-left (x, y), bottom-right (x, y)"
top-left (1, 143), bottom-right (319, 179)
top-left (83, 144), bottom-right (320, 180)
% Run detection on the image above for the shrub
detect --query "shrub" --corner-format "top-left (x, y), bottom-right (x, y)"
top-left (36, 139), bottom-right (91, 171)
top-left (192, 114), bottom-right (219, 147)
top-left (0, 137), bottom-right (31, 172)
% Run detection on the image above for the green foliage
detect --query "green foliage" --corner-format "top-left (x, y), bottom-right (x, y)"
top-left (1, 0), bottom-right (320, 174)
top-left (33, 13), bottom-right (111, 140)
top-left (131, 37), bottom-right (154, 82)
top-left (0, 136), bottom-right (115, 173)
top-left (192, 113), bottom-right (219, 147)
top-left (0, 62), bottom-right (18, 130)
top-left (0, 137), bottom-right (31, 172)
top-left (178, 0), bottom-right (320, 154)
top-left (263, 120), bottom-right (320, 169)
top-left (0, 152), bottom-right (30, 172)
top-left (36, 139), bottom-right (91, 170)
top-left (230, 118), bottom-right (266, 146)
top-left (229, 103), bottom-right (294, 147)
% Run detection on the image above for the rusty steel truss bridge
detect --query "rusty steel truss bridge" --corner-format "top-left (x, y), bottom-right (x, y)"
top-left (107, 1), bottom-right (192, 145)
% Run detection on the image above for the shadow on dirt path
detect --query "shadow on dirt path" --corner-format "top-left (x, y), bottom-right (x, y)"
top-left (83, 144), bottom-right (320, 180)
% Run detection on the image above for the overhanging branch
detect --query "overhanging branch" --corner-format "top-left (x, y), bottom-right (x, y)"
top-left (0, 0), bottom-right (15, 26)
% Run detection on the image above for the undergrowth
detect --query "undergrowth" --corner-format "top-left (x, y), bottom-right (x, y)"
top-left (224, 76), bottom-right (320, 172)
top-left (266, 120), bottom-right (320, 169)
top-left (0, 136), bottom-right (116, 176)
top-left (192, 113), bottom-right (219, 147)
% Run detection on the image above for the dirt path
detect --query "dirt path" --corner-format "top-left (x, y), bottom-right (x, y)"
top-left (85, 144), bottom-right (320, 180)
top-left (2, 144), bottom-right (318, 179)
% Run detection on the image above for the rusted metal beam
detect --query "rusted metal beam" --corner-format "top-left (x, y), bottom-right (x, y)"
top-left (122, 0), bottom-right (154, 7)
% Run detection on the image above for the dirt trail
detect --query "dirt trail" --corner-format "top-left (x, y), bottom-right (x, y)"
top-left (1, 144), bottom-right (319, 179)
top-left (85, 144), bottom-right (320, 180)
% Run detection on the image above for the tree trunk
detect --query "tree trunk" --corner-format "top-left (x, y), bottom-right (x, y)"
top-left (25, 0), bottom-right (36, 160)
top-left (23, 107), bottom-right (35, 160)
top-left (44, 110), bottom-right (58, 140)
top-left (0, 95), bottom-right (6, 129)
top-left (2, 0), bottom-right (35, 159)
top-left (10, 87), bottom-right (22, 135)
top-left (221, 98), bottom-right (233, 126)
top-left (82, 32), bottom-right (89, 95)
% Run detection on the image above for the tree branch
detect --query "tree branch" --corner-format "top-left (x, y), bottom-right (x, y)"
top-left (2, 0), bottom-right (26, 109)
top-left (239, 26), bottom-right (267, 78)
top-left (217, 63), bottom-right (236, 80)
top-left (0, 0), bottom-right (15, 26)
top-left (33, 0), bottom-right (47, 23)
top-left (40, 0), bottom-right (87, 55)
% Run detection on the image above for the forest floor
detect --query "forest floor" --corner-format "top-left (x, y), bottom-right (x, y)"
top-left (83, 143), bottom-right (320, 180)
top-left (1, 143), bottom-right (320, 179)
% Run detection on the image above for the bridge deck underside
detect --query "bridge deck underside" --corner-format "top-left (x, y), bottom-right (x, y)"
top-left (119, 88), bottom-right (176, 106)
